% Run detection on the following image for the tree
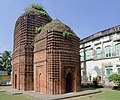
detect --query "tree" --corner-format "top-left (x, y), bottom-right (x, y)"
top-left (0, 51), bottom-right (12, 75)
top-left (108, 73), bottom-right (120, 88)
top-left (0, 54), bottom-right (4, 71)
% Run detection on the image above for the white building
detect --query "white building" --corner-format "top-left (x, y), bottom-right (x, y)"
top-left (80, 25), bottom-right (120, 86)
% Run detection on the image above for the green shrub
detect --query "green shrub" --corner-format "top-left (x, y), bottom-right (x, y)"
top-left (108, 73), bottom-right (120, 88)
top-left (63, 31), bottom-right (70, 38)
top-left (35, 27), bottom-right (42, 35)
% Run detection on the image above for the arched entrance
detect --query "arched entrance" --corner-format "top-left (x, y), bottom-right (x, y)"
top-left (66, 73), bottom-right (73, 93)
top-left (15, 74), bottom-right (17, 89)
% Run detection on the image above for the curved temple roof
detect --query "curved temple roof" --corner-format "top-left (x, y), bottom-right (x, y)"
top-left (41, 19), bottom-right (76, 35)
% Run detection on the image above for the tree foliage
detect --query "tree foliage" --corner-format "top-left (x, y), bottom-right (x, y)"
top-left (108, 73), bottom-right (120, 87)
top-left (0, 51), bottom-right (12, 75)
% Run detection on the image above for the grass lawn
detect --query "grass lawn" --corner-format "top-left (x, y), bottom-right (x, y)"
top-left (0, 87), bottom-right (120, 100)
top-left (63, 88), bottom-right (120, 100)
top-left (0, 92), bottom-right (34, 100)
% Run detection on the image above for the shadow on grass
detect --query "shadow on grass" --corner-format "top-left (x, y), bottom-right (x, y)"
top-left (81, 86), bottom-right (103, 91)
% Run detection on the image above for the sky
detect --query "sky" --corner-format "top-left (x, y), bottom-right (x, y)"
top-left (0, 0), bottom-right (120, 53)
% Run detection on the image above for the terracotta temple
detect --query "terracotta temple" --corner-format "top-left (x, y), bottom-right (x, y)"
top-left (12, 5), bottom-right (81, 94)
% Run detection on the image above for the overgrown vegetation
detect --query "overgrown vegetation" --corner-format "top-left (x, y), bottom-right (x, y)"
top-left (24, 3), bottom-right (49, 17)
top-left (63, 31), bottom-right (70, 38)
top-left (63, 31), bottom-right (75, 38)
top-left (39, 19), bottom-right (77, 38)
top-left (35, 26), bottom-right (42, 35)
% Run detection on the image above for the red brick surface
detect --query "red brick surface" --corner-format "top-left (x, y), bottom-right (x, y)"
top-left (12, 12), bottom-right (81, 95)
top-left (34, 20), bottom-right (81, 94)
top-left (12, 11), bottom-right (51, 91)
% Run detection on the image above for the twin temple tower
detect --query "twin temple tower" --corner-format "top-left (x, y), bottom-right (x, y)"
top-left (12, 4), bottom-right (81, 95)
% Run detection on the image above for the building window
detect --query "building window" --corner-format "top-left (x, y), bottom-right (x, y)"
top-left (80, 51), bottom-right (84, 61)
top-left (117, 68), bottom-right (120, 74)
top-left (86, 49), bottom-right (91, 60)
top-left (105, 45), bottom-right (112, 58)
top-left (96, 47), bottom-right (101, 58)
top-left (106, 68), bottom-right (113, 76)
top-left (115, 44), bottom-right (120, 56)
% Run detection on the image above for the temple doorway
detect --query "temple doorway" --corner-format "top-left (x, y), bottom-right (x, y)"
top-left (66, 73), bottom-right (73, 93)
top-left (15, 74), bottom-right (17, 89)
